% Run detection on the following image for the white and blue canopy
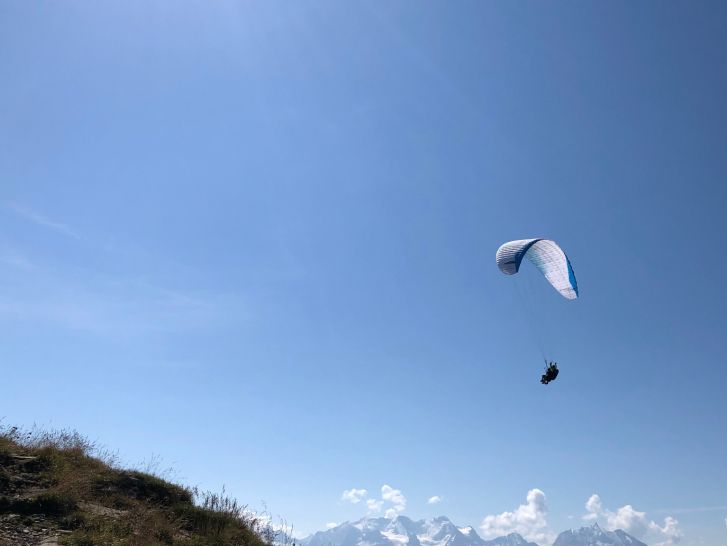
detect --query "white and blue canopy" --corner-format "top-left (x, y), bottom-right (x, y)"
top-left (496, 238), bottom-right (579, 300)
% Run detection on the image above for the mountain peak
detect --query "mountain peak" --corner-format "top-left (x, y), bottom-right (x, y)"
top-left (553, 524), bottom-right (647, 546)
top-left (302, 518), bottom-right (642, 546)
top-left (482, 532), bottom-right (537, 546)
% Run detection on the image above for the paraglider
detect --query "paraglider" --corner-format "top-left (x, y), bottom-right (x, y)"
top-left (495, 238), bottom-right (578, 385)
top-left (540, 362), bottom-right (559, 385)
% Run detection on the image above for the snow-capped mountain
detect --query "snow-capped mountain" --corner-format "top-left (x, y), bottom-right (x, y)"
top-left (301, 516), bottom-right (537, 546)
top-left (480, 534), bottom-right (538, 546)
top-left (552, 523), bottom-right (647, 546)
top-left (301, 518), bottom-right (647, 546)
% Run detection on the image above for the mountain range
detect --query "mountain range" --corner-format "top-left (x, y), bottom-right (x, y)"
top-left (300, 516), bottom-right (648, 546)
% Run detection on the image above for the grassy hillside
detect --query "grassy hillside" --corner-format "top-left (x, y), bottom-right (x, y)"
top-left (0, 425), bottom-right (285, 546)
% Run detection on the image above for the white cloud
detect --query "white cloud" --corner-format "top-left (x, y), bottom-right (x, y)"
top-left (367, 498), bottom-right (383, 514)
top-left (381, 485), bottom-right (407, 514)
top-left (342, 488), bottom-right (368, 504)
top-left (326, 523), bottom-right (338, 529)
top-left (428, 496), bottom-right (443, 505)
top-left (584, 494), bottom-right (602, 521)
top-left (724, 517), bottom-right (727, 528)
top-left (349, 485), bottom-right (407, 517)
top-left (650, 516), bottom-right (683, 546)
top-left (480, 489), bottom-right (554, 546)
top-left (610, 505), bottom-right (650, 538)
top-left (582, 494), bottom-right (682, 546)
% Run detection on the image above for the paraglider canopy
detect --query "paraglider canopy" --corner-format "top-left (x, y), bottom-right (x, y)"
top-left (496, 238), bottom-right (578, 300)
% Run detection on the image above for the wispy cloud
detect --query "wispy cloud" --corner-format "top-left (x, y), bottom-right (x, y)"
top-left (0, 252), bottom-right (35, 271)
top-left (1, 202), bottom-right (239, 337)
top-left (427, 495), bottom-right (442, 505)
top-left (6, 202), bottom-right (80, 239)
top-left (0, 269), bottom-right (234, 336)
top-left (650, 505), bottom-right (727, 515)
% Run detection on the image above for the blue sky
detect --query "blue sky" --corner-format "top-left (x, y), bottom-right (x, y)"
top-left (1, 2), bottom-right (726, 545)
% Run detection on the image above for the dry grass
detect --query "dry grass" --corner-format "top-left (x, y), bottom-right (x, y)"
top-left (0, 422), bottom-right (293, 546)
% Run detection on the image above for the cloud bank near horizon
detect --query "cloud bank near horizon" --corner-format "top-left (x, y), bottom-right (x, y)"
top-left (480, 489), bottom-right (554, 546)
top-left (583, 494), bottom-right (682, 546)
top-left (335, 487), bottom-right (686, 546)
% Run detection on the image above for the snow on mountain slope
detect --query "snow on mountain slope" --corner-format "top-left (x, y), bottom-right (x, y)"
top-left (301, 516), bottom-right (538, 546)
top-left (301, 519), bottom-right (647, 546)
top-left (552, 523), bottom-right (648, 546)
